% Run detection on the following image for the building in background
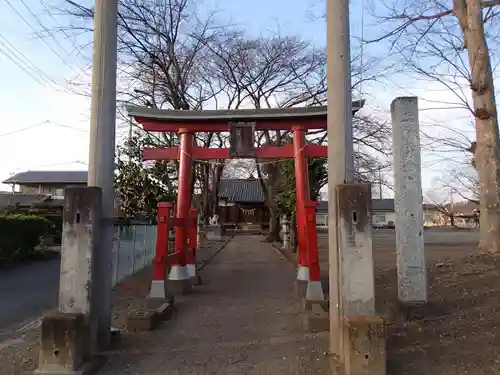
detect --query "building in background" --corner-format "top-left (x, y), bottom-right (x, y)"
top-left (315, 199), bottom-right (396, 228)
top-left (3, 170), bottom-right (87, 196)
top-left (217, 178), bottom-right (269, 228)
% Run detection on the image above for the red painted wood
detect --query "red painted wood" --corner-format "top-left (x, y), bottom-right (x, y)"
top-left (153, 202), bottom-right (173, 281)
top-left (173, 132), bottom-right (194, 267)
top-left (305, 205), bottom-right (320, 282)
top-left (142, 144), bottom-right (327, 161)
top-left (293, 129), bottom-right (310, 269)
top-left (304, 144), bottom-right (328, 158)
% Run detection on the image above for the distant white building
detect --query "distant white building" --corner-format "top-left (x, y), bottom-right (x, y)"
top-left (315, 199), bottom-right (396, 228)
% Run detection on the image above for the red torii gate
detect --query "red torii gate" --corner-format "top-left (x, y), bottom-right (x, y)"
top-left (127, 102), bottom-right (363, 299)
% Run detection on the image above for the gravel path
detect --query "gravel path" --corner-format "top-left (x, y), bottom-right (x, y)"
top-left (100, 235), bottom-right (330, 375)
top-left (0, 238), bottom-right (233, 375)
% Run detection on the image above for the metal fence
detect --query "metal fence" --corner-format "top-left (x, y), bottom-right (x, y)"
top-left (111, 224), bottom-right (157, 286)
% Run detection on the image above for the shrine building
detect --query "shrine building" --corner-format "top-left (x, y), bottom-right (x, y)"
top-left (217, 178), bottom-right (269, 228)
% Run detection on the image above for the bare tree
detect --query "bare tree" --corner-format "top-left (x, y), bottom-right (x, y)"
top-left (205, 32), bottom-right (392, 240)
top-left (370, 0), bottom-right (500, 252)
top-left (426, 185), bottom-right (458, 226)
top-left (57, 1), bottom-right (391, 235)
top-left (57, 0), bottom-right (233, 220)
top-left (222, 160), bottom-right (257, 179)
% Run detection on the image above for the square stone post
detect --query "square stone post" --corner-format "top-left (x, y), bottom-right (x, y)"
top-left (391, 97), bottom-right (428, 304)
top-left (35, 186), bottom-right (104, 374)
top-left (336, 184), bottom-right (386, 375)
top-left (337, 184), bottom-right (375, 315)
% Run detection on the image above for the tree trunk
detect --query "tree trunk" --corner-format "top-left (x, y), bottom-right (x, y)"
top-left (457, 0), bottom-right (500, 252)
top-left (267, 208), bottom-right (281, 242)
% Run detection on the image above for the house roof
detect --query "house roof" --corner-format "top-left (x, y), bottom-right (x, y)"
top-left (316, 199), bottom-right (395, 213)
top-left (218, 179), bottom-right (265, 203)
top-left (216, 179), bottom-right (396, 210)
top-left (2, 170), bottom-right (88, 185)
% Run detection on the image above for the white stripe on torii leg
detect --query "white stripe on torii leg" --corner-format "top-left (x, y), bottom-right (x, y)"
top-left (149, 280), bottom-right (166, 298)
top-left (168, 265), bottom-right (190, 280)
top-left (306, 280), bottom-right (325, 300)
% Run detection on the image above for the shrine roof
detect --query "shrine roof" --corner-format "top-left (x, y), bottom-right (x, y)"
top-left (218, 179), bottom-right (265, 203)
top-left (126, 100), bottom-right (364, 123)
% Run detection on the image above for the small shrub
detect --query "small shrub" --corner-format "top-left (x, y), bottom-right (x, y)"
top-left (0, 214), bottom-right (52, 263)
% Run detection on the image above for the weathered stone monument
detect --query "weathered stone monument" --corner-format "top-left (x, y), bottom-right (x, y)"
top-left (391, 96), bottom-right (428, 304)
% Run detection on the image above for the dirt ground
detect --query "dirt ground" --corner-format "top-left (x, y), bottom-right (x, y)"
top-left (0, 237), bottom-right (231, 375)
top-left (318, 228), bottom-right (500, 375)
top-left (2, 229), bottom-right (498, 375)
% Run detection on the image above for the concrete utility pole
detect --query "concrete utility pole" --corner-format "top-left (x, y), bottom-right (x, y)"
top-left (326, 0), bottom-right (351, 357)
top-left (87, 0), bottom-right (118, 350)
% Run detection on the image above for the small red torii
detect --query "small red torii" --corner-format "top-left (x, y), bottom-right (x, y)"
top-left (127, 102), bottom-right (364, 299)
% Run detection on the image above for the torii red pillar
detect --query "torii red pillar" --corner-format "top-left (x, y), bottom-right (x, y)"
top-left (293, 128), bottom-right (310, 289)
top-left (293, 127), bottom-right (324, 300)
top-left (149, 202), bottom-right (173, 298)
top-left (168, 129), bottom-right (194, 295)
top-left (304, 201), bottom-right (323, 300)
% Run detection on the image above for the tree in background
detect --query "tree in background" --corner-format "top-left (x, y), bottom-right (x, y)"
top-left (58, 0), bottom-right (391, 229)
top-left (371, 0), bottom-right (500, 251)
top-left (115, 134), bottom-right (176, 219)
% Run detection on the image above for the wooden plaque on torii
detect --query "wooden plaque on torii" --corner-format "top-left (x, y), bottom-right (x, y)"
top-left (229, 122), bottom-right (255, 158)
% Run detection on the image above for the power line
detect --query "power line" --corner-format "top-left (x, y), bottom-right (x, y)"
top-left (0, 33), bottom-right (58, 87)
top-left (37, 0), bottom-right (87, 61)
top-left (0, 30), bottom-right (92, 97)
top-left (19, 0), bottom-right (71, 58)
top-left (3, 0), bottom-right (74, 69)
top-left (49, 121), bottom-right (88, 132)
top-left (0, 43), bottom-right (49, 87)
top-left (0, 121), bottom-right (51, 137)
top-left (0, 120), bottom-right (88, 138)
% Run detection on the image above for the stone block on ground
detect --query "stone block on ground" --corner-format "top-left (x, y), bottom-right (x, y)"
top-left (166, 279), bottom-right (192, 296)
top-left (205, 225), bottom-right (224, 241)
top-left (303, 297), bottom-right (329, 311)
top-left (145, 298), bottom-right (174, 321)
top-left (305, 302), bottom-right (329, 333)
top-left (34, 311), bottom-right (106, 375)
top-left (295, 279), bottom-right (307, 299)
top-left (190, 274), bottom-right (203, 286)
top-left (343, 315), bottom-right (386, 375)
top-left (126, 310), bottom-right (158, 332)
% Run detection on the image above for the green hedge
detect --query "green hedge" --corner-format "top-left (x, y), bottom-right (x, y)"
top-left (0, 214), bottom-right (52, 263)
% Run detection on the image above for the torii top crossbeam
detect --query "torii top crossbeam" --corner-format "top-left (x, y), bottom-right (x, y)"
top-left (126, 100), bottom-right (364, 132)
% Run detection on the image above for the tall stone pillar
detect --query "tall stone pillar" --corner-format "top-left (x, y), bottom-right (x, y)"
top-left (391, 97), bottom-right (427, 303)
top-left (35, 187), bottom-right (104, 374)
